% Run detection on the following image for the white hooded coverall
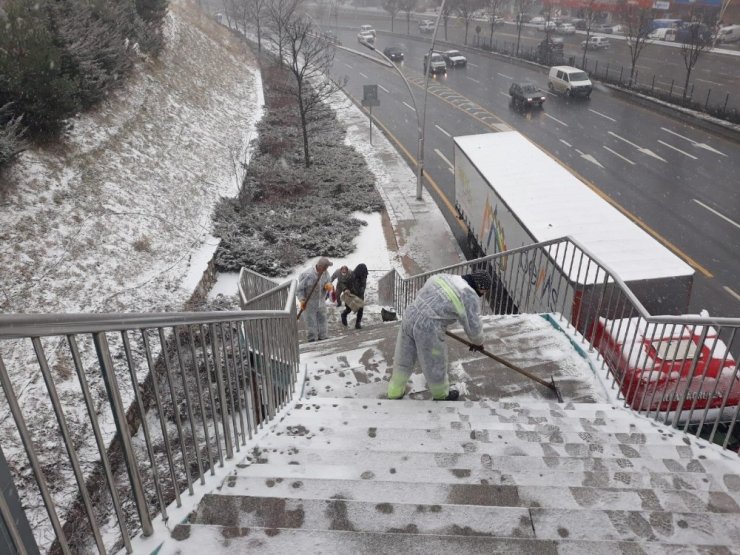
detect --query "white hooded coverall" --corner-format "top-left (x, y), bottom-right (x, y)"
top-left (389, 274), bottom-right (484, 399)
top-left (297, 267), bottom-right (331, 341)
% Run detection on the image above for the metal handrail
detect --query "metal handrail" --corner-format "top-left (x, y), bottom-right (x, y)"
top-left (0, 276), bottom-right (300, 554)
top-left (384, 235), bottom-right (740, 452)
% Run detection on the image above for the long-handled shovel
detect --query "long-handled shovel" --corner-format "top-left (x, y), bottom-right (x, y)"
top-left (445, 330), bottom-right (564, 403)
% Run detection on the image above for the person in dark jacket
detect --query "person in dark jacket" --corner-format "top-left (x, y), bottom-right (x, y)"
top-left (341, 263), bottom-right (368, 329)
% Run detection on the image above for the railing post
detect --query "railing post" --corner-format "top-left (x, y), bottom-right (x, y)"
top-left (210, 324), bottom-right (234, 460)
top-left (0, 442), bottom-right (40, 555)
top-left (0, 354), bottom-right (69, 553)
top-left (93, 332), bottom-right (153, 537)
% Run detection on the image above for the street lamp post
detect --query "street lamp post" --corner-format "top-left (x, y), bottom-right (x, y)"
top-left (359, 0), bottom-right (447, 200)
top-left (359, 40), bottom-right (424, 200)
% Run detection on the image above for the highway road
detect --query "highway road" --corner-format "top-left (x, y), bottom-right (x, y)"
top-left (323, 25), bottom-right (740, 319)
top-left (325, 9), bottom-right (740, 114)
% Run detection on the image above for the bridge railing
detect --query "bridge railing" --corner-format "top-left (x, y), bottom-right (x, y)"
top-left (0, 279), bottom-right (298, 554)
top-left (380, 235), bottom-right (740, 451)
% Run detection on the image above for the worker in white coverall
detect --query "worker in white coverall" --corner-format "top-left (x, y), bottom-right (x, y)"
top-left (297, 257), bottom-right (333, 342)
top-left (388, 271), bottom-right (491, 401)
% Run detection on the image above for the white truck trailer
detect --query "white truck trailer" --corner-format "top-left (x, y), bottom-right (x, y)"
top-left (453, 132), bottom-right (694, 319)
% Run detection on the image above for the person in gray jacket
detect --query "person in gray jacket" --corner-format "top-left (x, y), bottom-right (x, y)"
top-left (388, 271), bottom-right (491, 401)
top-left (330, 265), bottom-right (351, 307)
top-left (297, 257), bottom-right (333, 342)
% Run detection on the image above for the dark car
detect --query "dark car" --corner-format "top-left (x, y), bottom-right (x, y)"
top-left (509, 82), bottom-right (547, 109)
top-left (383, 46), bottom-right (405, 62)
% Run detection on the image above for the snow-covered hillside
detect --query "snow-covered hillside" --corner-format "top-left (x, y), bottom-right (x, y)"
top-left (0, 1), bottom-right (263, 549)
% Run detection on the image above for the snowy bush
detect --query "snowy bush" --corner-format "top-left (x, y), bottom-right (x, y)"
top-left (213, 61), bottom-right (383, 276)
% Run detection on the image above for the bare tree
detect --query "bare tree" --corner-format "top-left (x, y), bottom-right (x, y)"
top-left (579, 0), bottom-right (600, 67)
top-left (487, 0), bottom-right (505, 48)
top-left (457, 0), bottom-right (482, 45)
top-left (399, 0), bottom-right (417, 34)
top-left (679, 17), bottom-right (713, 100)
top-left (245, 0), bottom-right (268, 51)
top-left (441, 0), bottom-right (455, 40)
top-left (267, 0), bottom-right (302, 66)
top-left (514, 0), bottom-right (534, 56)
top-left (221, 0), bottom-right (238, 28)
top-left (383, 0), bottom-right (401, 32)
top-left (281, 14), bottom-right (346, 167)
top-left (622, 1), bottom-right (652, 86)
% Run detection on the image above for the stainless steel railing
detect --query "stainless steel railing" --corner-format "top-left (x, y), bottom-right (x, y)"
top-left (380, 235), bottom-right (740, 451)
top-left (0, 278), bottom-right (299, 554)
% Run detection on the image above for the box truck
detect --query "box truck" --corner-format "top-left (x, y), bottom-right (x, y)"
top-left (453, 132), bottom-right (694, 320)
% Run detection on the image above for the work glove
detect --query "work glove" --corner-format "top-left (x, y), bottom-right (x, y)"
top-left (469, 344), bottom-right (485, 353)
top-left (299, 300), bottom-right (307, 311)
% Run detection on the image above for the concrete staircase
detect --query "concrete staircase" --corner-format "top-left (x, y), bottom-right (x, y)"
top-left (160, 316), bottom-right (740, 554)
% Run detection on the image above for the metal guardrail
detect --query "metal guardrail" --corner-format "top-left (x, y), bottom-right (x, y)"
top-left (0, 278), bottom-right (299, 554)
top-left (380, 235), bottom-right (740, 451)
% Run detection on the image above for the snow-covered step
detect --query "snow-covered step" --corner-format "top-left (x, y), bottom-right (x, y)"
top-left (241, 446), bottom-right (737, 477)
top-left (291, 397), bottom-right (648, 427)
top-left (193, 494), bottom-right (534, 537)
top-left (251, 433), bottom-right (715, 461)
top-left (274, 411), bottom-right (671, 435)
top-left (216, 475), bottom-right (740, 515)
top-left (529, 507), bottom-right (740, 545)
top-left (265, 424), bottom-right (704, 452)
top-left (165, 524), bottom-right (715, 555)
top-left (229, 461), bottom-right (736, 495)
top-left (292, 397), bottom-right (640, 420)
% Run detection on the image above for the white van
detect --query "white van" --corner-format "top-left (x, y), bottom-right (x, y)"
top-left (548, 66), bottom-right (593, 98)
top-left (580, 36), bottom-right (610, 50)
top-left (717, 25), bottom-right (740, 44)
top-left (648, 28), bottom-right (676, 41)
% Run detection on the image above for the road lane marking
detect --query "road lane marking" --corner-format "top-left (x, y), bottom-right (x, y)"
top-left (559, 139), bottom-right (572, 147)
top-left (344, 63), bottom-right (354, 69)
top-left (499, 91), bottom-right (510, 97)
top-left (435, 124), bottom-right (451, 137)
top-left (660, 127), bottom-right (727, 157)
top-left (435, 148), bottom-right (454, 169)
top-left (497, 72), bottom-right (513, 79)
top-left (466, 76), bottom-right (481, 83)
top-left (402, 101), bottom-right (416, 112)
top-left (658, 140), bottom-right (698, 160)
top-left (693, 199), bottom-right (740, 230)
top-left (378, 84), bottom-right (390, 93)
top-left (725, 287), bottom-right (740, 302)
top-left (608, 131), bottom-right (667, 162)
top-left (359, 72), bottom-right (368, 79)
top-left (696, 78), bottom-right (724, 86)
top-left (545, 113), bottom-right (568, 126)
top-left (467, 62), bottom-right (479, 67)
top-left (576, 149), bottom-right (604, 169)
top-left (588, 108), bottom-right (616, 122)
top-left (603, 146), bottom-right (636, 165)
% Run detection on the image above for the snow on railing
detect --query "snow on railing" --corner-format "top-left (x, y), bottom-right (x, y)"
top-left (0, 279), bottom-right (299, 554)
